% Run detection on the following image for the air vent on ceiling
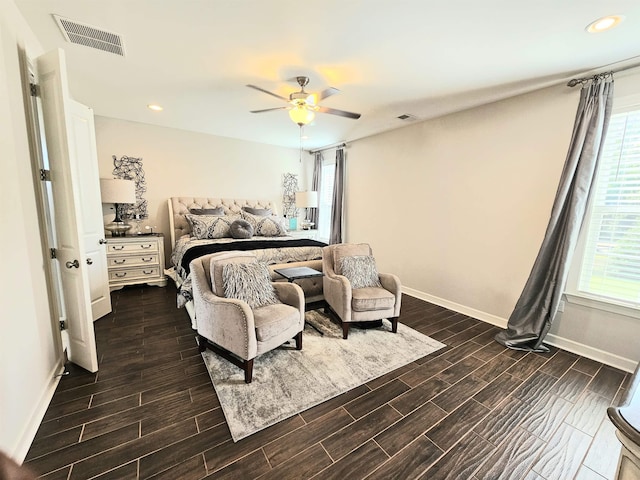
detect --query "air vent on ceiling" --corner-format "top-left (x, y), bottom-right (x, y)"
top-left (53, 15), bottom-right (126, 56)
top-left (397, 114), bottom-right (418, 121)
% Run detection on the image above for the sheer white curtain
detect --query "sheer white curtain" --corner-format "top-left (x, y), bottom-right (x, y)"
top-left (317, 161), bottom-right (335, 243)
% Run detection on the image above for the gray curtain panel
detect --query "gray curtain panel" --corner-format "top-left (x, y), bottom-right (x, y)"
top-left (310, 152), bottom-right (322, 227)
top-left (330, 148), bottom-right (345, 244)
top-left (495, 75), bottom-right (614, 352)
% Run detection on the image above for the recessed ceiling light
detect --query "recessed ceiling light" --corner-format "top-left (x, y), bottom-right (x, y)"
top-left (147, 104), bottom-right (163, 111)
top-left (586, 15), bottom-right (624, 33)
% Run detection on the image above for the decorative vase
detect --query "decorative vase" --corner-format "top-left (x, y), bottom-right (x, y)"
top-left (289, 217), bottom-right (297, 231)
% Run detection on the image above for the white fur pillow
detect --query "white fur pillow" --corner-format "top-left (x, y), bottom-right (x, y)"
top-left (338, 255), bottom-right (382, 289)
top-left (222, 262), bottom-right (280, 308)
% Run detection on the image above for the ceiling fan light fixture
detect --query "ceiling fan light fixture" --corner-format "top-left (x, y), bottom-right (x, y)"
top-left (289, 105), bottom-right (315, 126)
top-left (586, 15), bottom-right (624, 33)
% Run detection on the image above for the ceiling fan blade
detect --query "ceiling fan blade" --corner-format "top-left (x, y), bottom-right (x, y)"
top-left (246, 84), bottom-right (288, 102)
top-left (250, 107), bottom-right (288, 113)
top-left (318, 87), bottom-right (339, 101)
top-left (316, 106), bottom-right (361, 119)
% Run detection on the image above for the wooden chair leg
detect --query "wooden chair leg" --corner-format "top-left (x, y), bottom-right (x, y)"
top-left (342, 322), bottom-right (350, 339)
top-left (391, 317), bottom-right (398, 333)
top-left (295, 331), bottom-right (302, 350)
top-left (197, 335), bottom-right (208, 353)
top-left (244, 359), bottom-right (254, 384)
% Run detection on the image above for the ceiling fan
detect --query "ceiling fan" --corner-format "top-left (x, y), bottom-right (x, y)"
top-left (247, 76), bottom-right (361, 126)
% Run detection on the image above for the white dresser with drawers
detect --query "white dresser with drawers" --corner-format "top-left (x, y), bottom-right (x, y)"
top-left (106, 234), bottom-right (167, 291)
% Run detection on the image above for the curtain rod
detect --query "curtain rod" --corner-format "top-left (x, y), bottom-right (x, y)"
top-left (309, 142), bottom-right (346, 154)
top-left (567, 71), bottom-right (613, 87)
top-left (567, 56), bottom-right (640, 87)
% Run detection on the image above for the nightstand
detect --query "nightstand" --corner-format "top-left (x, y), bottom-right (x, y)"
top-left (288, 229), bottom-right (318, 240)
top-left (106, 234), bottom-right (167, 291)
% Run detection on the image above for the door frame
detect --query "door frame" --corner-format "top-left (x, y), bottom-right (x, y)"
top-left (18, 50), bottom-right (66, 368)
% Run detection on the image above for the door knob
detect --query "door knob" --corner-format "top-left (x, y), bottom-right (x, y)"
top-left (86, 258), bottom-right (93, 265)
top-left (66, 259), bottom-right (80, 269)
top-left (99, 238), bottom-right (107, 244)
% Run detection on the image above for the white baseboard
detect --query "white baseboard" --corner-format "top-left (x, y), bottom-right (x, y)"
top-left (12, 362), bottom-right (64, 461)
top-left (544, 334), bottom-right (637, 373)
top-left (402, 286), bottom-right (637, 373)
top-left (402, 286), bottom-right (508, 329)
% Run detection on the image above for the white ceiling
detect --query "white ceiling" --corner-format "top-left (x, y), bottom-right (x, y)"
top-left (15, 0), bottom-right (640, 150)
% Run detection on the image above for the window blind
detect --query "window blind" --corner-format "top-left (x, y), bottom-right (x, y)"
top-left (577, 109), bottom-right (640, 305)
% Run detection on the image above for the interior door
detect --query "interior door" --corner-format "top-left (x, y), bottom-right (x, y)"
top-left (36, 48), bottom-right (98, 372)
top-left (68, 100), bottom-right (111, 320)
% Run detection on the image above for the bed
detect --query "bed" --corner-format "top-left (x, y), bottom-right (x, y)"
top-left (167, 197), bottom-right (327, 328)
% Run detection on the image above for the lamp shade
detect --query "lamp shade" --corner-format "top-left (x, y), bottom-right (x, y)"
top-left (99, 179), bottom-right (136, 204)
top-left (289, 105), bottom-right (315, 126)
top-left (295, 191), bottom-right (318, 208)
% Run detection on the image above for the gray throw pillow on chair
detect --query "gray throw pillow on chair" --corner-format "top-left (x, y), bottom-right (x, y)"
top-left (222, 262), bottom-right (280, 308)
top-left (338, 255), bottom-right (383, 289)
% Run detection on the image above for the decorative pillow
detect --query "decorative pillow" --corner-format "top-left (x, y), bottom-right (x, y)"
top-left (185, 214), bottom-right (238, 239)
top-left (241, 211), bottom-right (288, 237)
top-left (189, 207), bottom-right (224, 216)
top-left (222, 262), bottom-right (280, 308)
top-left (230, 219), bottom-right (254, 239)
top-left (338, 255), bottom-right (382, 289)
top-left (242, 206), bottom-right (272, 216)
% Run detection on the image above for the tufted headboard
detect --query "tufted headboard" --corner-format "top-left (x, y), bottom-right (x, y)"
top-left (168, 197), bottom-right (278, 248)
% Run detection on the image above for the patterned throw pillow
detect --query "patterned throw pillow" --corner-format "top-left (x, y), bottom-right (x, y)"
top-left (222, 262), bottom-right (280, 308)
top-left (241, 211), bottom-right (288, 237)
top-left (185, 214), bottom-right (238, 239)
top-left (338, 255), bottom-right (382, 289)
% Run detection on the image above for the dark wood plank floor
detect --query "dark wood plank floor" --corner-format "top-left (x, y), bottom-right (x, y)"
top-left (25, 284), bottom-right (629, 479)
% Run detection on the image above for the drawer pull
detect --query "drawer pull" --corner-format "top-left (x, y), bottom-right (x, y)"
top-left (112, 245), bottom-right (125, 251)
top-left (114, 259), bottom-right (126, 264)
top-left (143, 270), bottom-right (153, 275)
top-left (140, 244), bottom-right (152, 249)
top-left (115, 272), bottom-right (127, 278)
top-left (142, 257), bottom-right (153, 262)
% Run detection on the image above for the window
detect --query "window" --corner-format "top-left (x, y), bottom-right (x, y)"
top-left (317, 160), bottom-right (335, 242)
top-left (569, 106), bottom-right (640, 308)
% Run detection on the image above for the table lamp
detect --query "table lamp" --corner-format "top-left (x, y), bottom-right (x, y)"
top-left (295, 191), bottom-right (318, 230)
top-left (100, 178), bottom-right (136, 236)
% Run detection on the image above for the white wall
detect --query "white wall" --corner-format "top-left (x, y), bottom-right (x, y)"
top-left (0, 0), bottom-right (63, 460)
top-left (345, 75), bottom-right (640, 371)
top-left (93, 117), bottom-right (304, 261)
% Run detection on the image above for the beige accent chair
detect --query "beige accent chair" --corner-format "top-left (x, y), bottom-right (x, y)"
top-left (191, 251), bottom-right (305, 383)
top-left (323, 243), bottom-right (401, 339)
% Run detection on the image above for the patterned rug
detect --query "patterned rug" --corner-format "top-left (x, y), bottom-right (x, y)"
top-left (201, 311), bottom-right (446, 442)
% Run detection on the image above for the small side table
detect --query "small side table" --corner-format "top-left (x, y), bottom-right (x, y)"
top-left (274, 266), bottom-right (325, 335)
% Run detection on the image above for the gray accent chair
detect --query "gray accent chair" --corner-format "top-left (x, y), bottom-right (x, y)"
top-left (191, 251), bottom-right (305, 383)
top-left (322, 243), bottom-right (402, 339)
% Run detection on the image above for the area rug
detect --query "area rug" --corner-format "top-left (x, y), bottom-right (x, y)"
top-left (201, 311), bottom-right (446, 442)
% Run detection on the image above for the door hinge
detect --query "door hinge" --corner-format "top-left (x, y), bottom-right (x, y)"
top-left (50, 247), bottom-right (57, 259)
top-left (59, 320), bottom-right (66, 331)
top-left (30, 82), bottom-right (39, 97)
top-left (40, 169), bottom-right (51, 181)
